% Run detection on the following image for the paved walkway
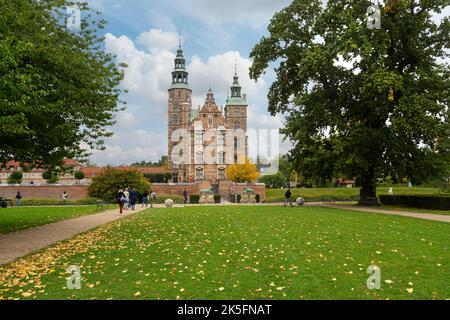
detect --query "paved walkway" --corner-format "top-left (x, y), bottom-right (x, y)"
top-left (0, 206), bottom-right (149, 266)
top-left (321, 204), bottom-right (450, 223)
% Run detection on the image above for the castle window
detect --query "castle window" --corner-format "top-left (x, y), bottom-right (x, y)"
top-left (217, 133), bottom-right (225, 145)
top-left (196, 167), bottom-right (204, 180)
top-left (218, 168), bottom-right (225, 180)
top-left (195, 131), bottom-right (203, 145)
top-left (208, 115), bottom-right (213, 127)
top-left (196, 152), bottom-right (203, 164)
top-left (218, 152), bottom-right (225, 165)
top-left (234, 120), bottom-right (240, 129)
top-left (173, 104), bottom-right (180, 112)
top-left (172, 114), bottom-right (179, 124)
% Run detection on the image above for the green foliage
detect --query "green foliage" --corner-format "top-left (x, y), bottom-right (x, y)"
top-left (42, 171), bottom-right (59, 184)
top-left (250, 0), bottom-right (450, 203)
top-left (380, 195), bottom-right (450, 211)
top-left (259, 172), bottom-right (287, 188)
top-left (88, 168), bottom-right (151, 201)
top-left (7, 171), bottom-right (23, 184)
top-left (150, 195), bottom-right (184, 204)
top-left (20, 197), bottom-right (106, 206)
top-left (0, 0), bottom-right (125, 170)
top-left (189, 195), bottom-right (200, 204)
top-left (144, 173), bottom-right (172, 183)
top-left (131, 156), bottom-right (168, 168)
top-left (74, 171), bottom-right (85, 181)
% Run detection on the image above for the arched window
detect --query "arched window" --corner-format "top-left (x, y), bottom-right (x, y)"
top-left (208, 115), bottom-right (213, 128)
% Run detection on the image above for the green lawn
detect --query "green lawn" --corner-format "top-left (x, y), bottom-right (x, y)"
top-left (265, 187), bottom-right (442, 203)
top-left (0, 206), bottom-right (113, 234)
top-left (0, 206), bottom-right (449, 300)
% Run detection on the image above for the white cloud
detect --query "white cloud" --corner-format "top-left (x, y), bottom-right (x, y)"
top-left (137, 29), bottom-right (179, 51)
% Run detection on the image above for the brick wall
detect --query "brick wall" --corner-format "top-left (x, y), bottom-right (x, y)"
top-left (0, 180), bottom-right (266, 201)
top-left (0, 185), bottom-right (89, 200)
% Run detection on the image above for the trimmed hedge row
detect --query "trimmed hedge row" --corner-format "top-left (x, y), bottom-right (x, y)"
top-left (379, 195), bottom-right (450, 211)
top-left (263, 195), bottom-right (360, 203)
top-left (20, 198), bottom-right (103, 206)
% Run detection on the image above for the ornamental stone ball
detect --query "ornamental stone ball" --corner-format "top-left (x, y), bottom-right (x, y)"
top-left (165, 199), bottom-right (174, 208)
top-left (296, 197), bottom-right (305, 206)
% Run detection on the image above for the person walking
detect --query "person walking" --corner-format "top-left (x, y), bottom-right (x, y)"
top-left (150, 191), bottom-right (156, 208)
top-left (129, 188), bottom-right (137, 211)
top-left (124, 188), bottom-right (130, 210)
top-left (142, 191), bottom-right (149, 207)
top-left (183, 188), bottom-right (188, 205)
top-left (15, 191), bottom-right (23, 207)
top-left (117, 189), bottom-right (125, 214)
top-left (62, 191), bottom-right (68, 205)
top-left (284, 189), bottom-right (294, 207)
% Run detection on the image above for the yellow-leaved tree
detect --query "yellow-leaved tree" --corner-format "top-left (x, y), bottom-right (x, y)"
top-left (225, 158), bottom-right (260, 183)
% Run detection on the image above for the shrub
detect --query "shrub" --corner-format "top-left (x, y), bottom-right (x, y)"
top-left (226, 158), bottom-right (260, 183)
top-left (190, 195), bottom-right (200, 204)
top-left (74, 171), bottom-right (85, 181)
top-left (8, 171), bottom-right (23, 184)
top-left (42, 171), bottom-right (59, 184)
top-left (214, 195), bottom-right (221, 204)
top-left (88, 167), bottom-right (151, 201)
top-left (379, 195), bottom-right (450, 211)
top-left (144, 173), bottom-right (172, 183)
top-left (150, 195), bottom-right (184, 204)
top-left (20, 198), bottom-right (103, 206)
top-left (259, 172), bottom-right (287, 188)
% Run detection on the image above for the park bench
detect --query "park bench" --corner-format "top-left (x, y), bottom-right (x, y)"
top-left (0, 197), bottom-right (14, 208)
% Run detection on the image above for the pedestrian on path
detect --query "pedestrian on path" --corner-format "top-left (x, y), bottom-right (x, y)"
top-left (15, 192), bottom-right (23, 207)
top-left (62, 191), bottom-right (68, 205)
top-left (142, 191), bottom-right (149, 207)
top-left (150, 191), bottom-right (156, 208)
top-left (183, 188), bottom-right (188, 205)
top-left (284, 189), bottom-right (294, 207)
top-left (117, 189), bottom-right (125, 214)
top-left (129, 188), bottom-right (137, 211)
top-left (124, 188), bottom-right (130, 210)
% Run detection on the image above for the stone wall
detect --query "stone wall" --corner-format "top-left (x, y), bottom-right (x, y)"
top-left (0, 180), bottom-right (266, 201)
top-left (0, 185), bottom-right (89, 200)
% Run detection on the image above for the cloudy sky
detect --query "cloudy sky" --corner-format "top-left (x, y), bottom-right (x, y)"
top-left (83, 0), bottom-right (293, 165)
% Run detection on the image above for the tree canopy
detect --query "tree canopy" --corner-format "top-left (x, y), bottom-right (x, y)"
top-left (0, 0), bottom-right (125, 171)
top-left (226, 158), bottom-right (260, 183)
top-left (250, 0), bottom-right (450, 204)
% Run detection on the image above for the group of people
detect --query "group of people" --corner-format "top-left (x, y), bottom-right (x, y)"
top-left (116, 188), bottom-right (156, 214)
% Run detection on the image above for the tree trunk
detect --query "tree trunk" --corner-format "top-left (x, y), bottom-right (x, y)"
top-left (358, 169), bottom-right (380, 206)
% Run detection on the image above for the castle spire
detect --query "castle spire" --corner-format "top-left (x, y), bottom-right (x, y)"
top-left (171, 34), bottom-right (189, 89)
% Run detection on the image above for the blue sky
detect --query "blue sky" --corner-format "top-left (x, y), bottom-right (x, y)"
top-left (84, 0), bottom-right (292, 165)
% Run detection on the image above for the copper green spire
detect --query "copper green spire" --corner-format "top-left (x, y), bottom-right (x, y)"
top-left (171, 35), bottom-right (189, 89)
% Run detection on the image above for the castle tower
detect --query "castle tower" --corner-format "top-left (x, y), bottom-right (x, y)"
top-left (225, 69), bottom-right (248, 162)
top-left (168, 41), bottom-right (192, 183)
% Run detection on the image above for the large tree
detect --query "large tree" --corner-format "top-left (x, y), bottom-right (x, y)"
top-left (250, 0), bottom-right (450, 205)
top-left (0, 0), bottom-right (125, 171)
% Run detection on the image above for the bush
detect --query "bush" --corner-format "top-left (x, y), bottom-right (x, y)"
top-left (42, 171), bottom-right (59, 184)
top-left (74, 171), bottom-right (85, 181)
top-left (8, 171), bottom-right (23, 184)
top-left (190, 195), bottom-right (200, 204)
top-left (20, 198), bottom-right (103, 206)
top-left (88, 167), bottom-right (151, 201)
top-left (259, 172), bottom-right (287, 188)
top-left (379, 195), bottom-right (450, 211)
top-left (214, 195), bottom-right (221, 204)
top-left (144, 173), bottom-right (172, 183)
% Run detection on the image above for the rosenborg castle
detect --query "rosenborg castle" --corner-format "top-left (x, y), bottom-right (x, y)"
top-left (167, 43), bottom-right (249, 183)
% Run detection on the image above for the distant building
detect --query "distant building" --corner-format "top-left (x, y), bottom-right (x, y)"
top-left (167, 42), bottom-right (248, 183)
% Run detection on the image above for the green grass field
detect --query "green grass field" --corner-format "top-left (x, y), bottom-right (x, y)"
top-left (265, 187), bottom-right (442, 203)
top-left (1, 206), bottom-right (448, 300)
top-left (0, 206), bottom-right (113, 234)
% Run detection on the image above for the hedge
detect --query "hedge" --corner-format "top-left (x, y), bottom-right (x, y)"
top-left (19, 198), bottom-right (103, 206)
top-left (263, 195), bottom-right (360, 203)
top-left (190, 195), bottom-right (200, 204)
top-left (151, 195), bottom-right (184, 204)
top-left (379, 195), bottom-right (450, 211)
